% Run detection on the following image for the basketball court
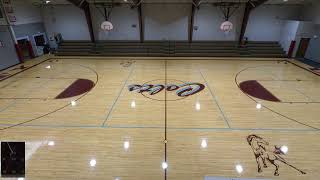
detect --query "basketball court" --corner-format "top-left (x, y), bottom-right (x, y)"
top-left (1, 0), bottom-right (320, 179)
top-left (0, 56), bottom-right (319, 179)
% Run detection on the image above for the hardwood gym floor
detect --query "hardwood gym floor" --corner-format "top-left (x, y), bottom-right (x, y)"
top-left (0, 56), bottom-right (319, 180)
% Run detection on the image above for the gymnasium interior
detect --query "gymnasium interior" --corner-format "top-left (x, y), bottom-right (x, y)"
top-left (0, 0), bottom-right (320, 179)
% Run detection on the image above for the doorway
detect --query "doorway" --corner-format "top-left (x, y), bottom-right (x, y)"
top-left (296, 38), bottom-right (310, 58)
top-left (17, 37), bottom-right (32, 60)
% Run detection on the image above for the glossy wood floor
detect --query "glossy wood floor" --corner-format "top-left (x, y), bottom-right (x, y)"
top-left (0, 56), bottom-right (319, 180)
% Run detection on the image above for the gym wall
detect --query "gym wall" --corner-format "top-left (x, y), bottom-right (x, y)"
top-left (39, 3), bottom-right (306, 43)
top-left (302, 1), bottom-right (320, 25)
top-left (305, 31), bottom-right (320, 63)
top-left (245, 4), bottom-right (302, 42)
top-left (41, 4), bottom-right (91, 46)
top-left (279, 20), bottom-right (299, 54)
top-left (143, 3), bottom-right (190, 41)
top-left (0, 26), bottom-right (19, 70)
top-left (90, 4), bottom-right (140, 41)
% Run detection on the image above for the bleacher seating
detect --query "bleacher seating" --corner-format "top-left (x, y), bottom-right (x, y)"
top-left (56, 41), bottom-right (286, 58)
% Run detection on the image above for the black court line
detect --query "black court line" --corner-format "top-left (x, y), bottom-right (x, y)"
top-left (0, 78), bottom-right (21, 89)
top-left (0, 97), bottom-right (53, 100)
top-left (280, 101), bottom-right (320, 104)
top-left (235, 65), bottom-right (320, 131)
top-left (255, 79), bottom-right (311, 82)
top-left (55, 56), bottom-right (286, 61)
top-left (10, 77), bottom-right (79, 80)
top-left (0, 122), bottom-right (318, 132)
top-left (0, 78), bottom-right (52, 115)
top-left (164, 60), bottom-right (168, 180)
top-left (0, 58), bottom-right (51, 82)
top-left (294, 88), bottom-right (314, 102)
top-left (198, 69), bottom-right (231, 128)
top-left (0, 63), bottom-right (99, 131)
top-left (256, 63), bottom-right (317, 103)
top-left (0, 62), bottom-right (20, 72)
top-left (286, 60), bottom-right (320, 77)
top-left (101, 66), bottom-right (134, 127)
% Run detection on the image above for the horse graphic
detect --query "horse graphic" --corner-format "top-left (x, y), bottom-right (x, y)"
top-left (246, 134), bottom-right (306, 176)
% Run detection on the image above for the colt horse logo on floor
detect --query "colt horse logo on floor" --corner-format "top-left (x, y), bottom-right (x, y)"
top-left (247, 134), bottom-right (306, 176)
top-left (128, 79), bottom-right (205, 101)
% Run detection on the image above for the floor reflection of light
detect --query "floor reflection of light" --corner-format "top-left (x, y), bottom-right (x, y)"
top-left (162, 162), bottom-right (168, 169)
top-left (256, 103), bottom-right (262, 109)
top-left (90, 159), bottom-right (97, 167)
top-left (196, 102), bottom-right (201, 111)
top-left (235, 164), bottom-right (243, 173)
top-left (71, 100), bottom-right (77, 106)
top-left (281, 145), bottom-right (288, 154)
top-left (18, 178), bottom-right (24, 180)
top-left (48, 141), bottom-right (55, 146)
top-left (114, 178), bottom-right (120, 180)
top-left (201, 139), bottom-right (207, 148)
top-left (25, 141), bottom-right (43, 162)
top-left (45, 65), bottom-right (51, 69)
top-left (124, 141), bottom-right (130, 150)
top-left (131, 101), bottom-right (136, 108)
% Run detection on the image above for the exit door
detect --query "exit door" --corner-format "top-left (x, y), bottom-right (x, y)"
top-left (296, 38), bottom-right (310, 58)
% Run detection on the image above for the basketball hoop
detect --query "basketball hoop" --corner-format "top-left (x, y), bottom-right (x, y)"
top-left (94, 0), bottom-right (114, 31)
top-left (220, 21), bottom-right (233, 33)
top-left (101, 21), bottom-right (113, 31)
top-left (213, 1), bottom-right (240, 33)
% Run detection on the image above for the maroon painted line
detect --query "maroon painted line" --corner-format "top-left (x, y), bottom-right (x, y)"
top-left (239, 80), bottom-right (281, 102)
top-left (10, 65), bottom-right (28, 71)
top-left (0, 58), bottom-right (52, 82)
top-left (309, 67), bottom-right (320, 71)
top-left (312, 71), bottom-right (320, 75)
top-left (0, 74), bottom-right (8, 79)
top-left (0, 62), bottom-right (20, 71)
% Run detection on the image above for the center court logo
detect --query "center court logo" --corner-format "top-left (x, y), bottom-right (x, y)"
top-left (128, 79), bottom-right (205, 101)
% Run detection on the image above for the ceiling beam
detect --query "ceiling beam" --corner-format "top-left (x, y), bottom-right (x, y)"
top-left (137, 4), bottom-right (144, 42)
top-left (67, 0), bottom-right (95, 43)
top-left (189, 0), bottom-right (201, 43)
top-left (189, 3), bottom-right (195, 42)
top-left (131, 0), bottom-right (144, 42)
top-left (238, 0), bottom-right (268, 45)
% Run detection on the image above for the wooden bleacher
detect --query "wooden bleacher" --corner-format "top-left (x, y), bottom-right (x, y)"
top-left (56, 41), bottom-right (286, 57)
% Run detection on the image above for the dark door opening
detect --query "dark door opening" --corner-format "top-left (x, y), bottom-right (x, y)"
top-left (17, 38), bottom-right (31, 60)
top-left (296, 38), bottom-right (310, 58)
top-left (34, 34), bottom-right (45, 46)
